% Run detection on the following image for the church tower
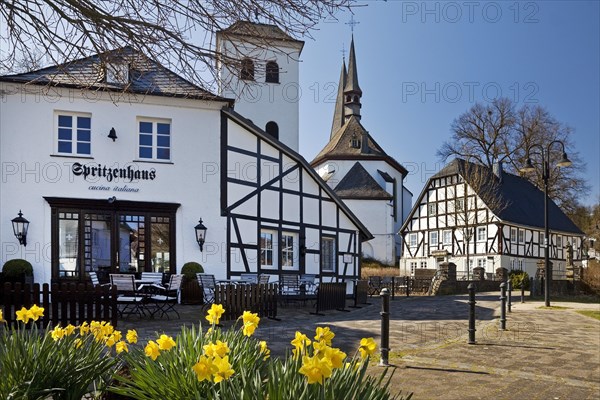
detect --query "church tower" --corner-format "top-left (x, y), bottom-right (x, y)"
top-left (216, 21), bottom-right (304, 152)
top-left (311, 37), bottom-right (412, 265)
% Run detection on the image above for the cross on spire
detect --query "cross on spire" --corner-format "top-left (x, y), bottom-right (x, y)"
top-left (346, 15), bottom-right (360, 33)
top-left (340, 43), bottom-right (346, 60)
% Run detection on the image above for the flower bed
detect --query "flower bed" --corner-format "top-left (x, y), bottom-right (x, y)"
top-left (0, 305), bottom-right (412, 399)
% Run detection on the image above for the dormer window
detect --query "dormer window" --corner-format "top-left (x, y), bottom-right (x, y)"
top-left (350, 135), bottom-right (361, 149)
top-left (241, 58), bottom-right (255, 81)
top-left (105, 63), bottom-right (129, 85)
top-left (265, 61), bottom-right (279, 83)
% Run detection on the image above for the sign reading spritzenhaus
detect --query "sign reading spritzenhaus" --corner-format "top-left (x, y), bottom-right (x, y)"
top-left (72, 162), bottom-right (157, 182)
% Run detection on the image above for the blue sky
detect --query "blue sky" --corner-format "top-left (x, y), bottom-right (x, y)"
top-left (298, 1), bottom-right (600, 206)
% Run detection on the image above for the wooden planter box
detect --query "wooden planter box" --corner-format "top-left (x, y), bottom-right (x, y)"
top-left (181, 279), bottom-right (203, 305)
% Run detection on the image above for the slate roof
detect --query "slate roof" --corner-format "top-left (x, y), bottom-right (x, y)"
top-left (334, 162), bottom-right (392, 199)
top-left (430, 158), bottom-right (583, 234)
top-left (0, 47), bottom-right (231, 102)
top-left (218, 21), bottom-right (304, 47)
top-left (311, 115), bottom-right (408, 176)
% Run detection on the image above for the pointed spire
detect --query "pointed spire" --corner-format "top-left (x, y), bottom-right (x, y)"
top-left (344, 36), bottom-right (361, 95)
top-left (330, 59), bottom-right (347, 139)
top-left (343, 35), bottom-right (362, 121)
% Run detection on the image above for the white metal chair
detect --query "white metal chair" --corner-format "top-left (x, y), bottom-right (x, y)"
top-left (258, 274), bottom-right (270, 285)
top-left (240, 273), bottom-right (258, 284)
top-left (110, 274), bottom-right (148, 318)
top-left (299, 274), bottom-right (318, 295)
top-left (89, 271), bottom-right (110, 288)
top-left (196, 273), bottom-right (217, 304)
top-left (150, 274), bottom-right (182, 319)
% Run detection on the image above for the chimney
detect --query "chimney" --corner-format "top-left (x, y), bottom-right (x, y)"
top-left (493, 161), bottom-right (503, 183)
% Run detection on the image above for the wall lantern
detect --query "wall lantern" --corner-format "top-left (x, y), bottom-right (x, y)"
top-left (12, 210), bottom-right (30, 247)
top-left (195, 218), bottom-right (207, 251)
top-left (108, 127), bottom-right (118, 141)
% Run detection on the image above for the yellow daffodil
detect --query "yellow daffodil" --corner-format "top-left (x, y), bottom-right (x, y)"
top-left (193, 355), bottom-right (217, 382)
top-left (156, 334), bottom-right (176, 351)
top-left (144, 340), bottom-right (161, 360)
top-left (203, 340), bottom-right (229, 358)
top-left (64, 324), bottom-right (76, 336)
top-left (241, 311), bottom-right (260, 337)
top-left (212, 355), bottom-right (235, 383)
top-left (79, 321), bottom-right (90, 335)
top-left (51, 326), bottom-right (66, 341)
top-left (105, 335), bottom-right (117, 347)
top-left (299, 355), bottom-right (333, 385)
top-left (126, 329), bottom-right (138, 344)
top-left (74, 338), bottom-right (83, 349)
top-left (116, 341), bottom-right (129, 354)
top-left (358, 337), bottom-right (377, 359)
top-left (314, 326), bottom-right (335, 345)
top-left (0, 309), bottom-right (4, 323)
top-left (15, 306), bottom-right (32, 324)
top-left (323, 346), bottom-right (346, 369)
top-left (29, 305), bottom-right (44, 321)
top-left (259, 340), bottom-right (270, 360)
top-left (206, 304), bottom-right (225, 325)
top-left (291, 331), bottom-right (312, 358)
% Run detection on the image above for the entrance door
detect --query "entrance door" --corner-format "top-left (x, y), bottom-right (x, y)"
top-left (49, 197), bottom-right (178, 282)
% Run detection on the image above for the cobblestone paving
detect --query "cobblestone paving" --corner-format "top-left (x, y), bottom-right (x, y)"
top-left (118, 293), bottom-right (600, 399)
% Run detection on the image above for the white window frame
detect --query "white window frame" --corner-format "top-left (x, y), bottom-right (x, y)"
top-left (477, 258), bottom-right (487, 270)
top-left (442, 230), bottom-right (452, 246)
top-left (260, 230), bottom-right (275, 269)
top-left (420, 261), bottom-right (428, 269)
top-left (557, 235), bottom-right (563, 248)
top-left (430, 231), bottom-right (438, 246)
top-left (55, 111), bottom-right (92, 156)
top-left (137, 118), bottom-right (172, 161)
top-left (510, 228), bottom-right (517, 243)
top-left (427, 203), bottom-right (437, 216)
top-left (408, 233), bottom-right (417, 248)
top-left (280, 232), bottom-right (299, 271)
top-left (455, 198), bottom-right (465, 212)
top-left (518, 229), bottom-right (525, 244)
top-left (320, 236), bottom-right (336, 273)
top-left (410, 261), bottom-right (417, 275)
top-left (477, 226), bottom-right (486, 241)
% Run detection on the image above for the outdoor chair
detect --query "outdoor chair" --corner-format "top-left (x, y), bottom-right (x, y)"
top-left (150, 274), bottom-right (182, 319)
top-left (110, 274), bottom-right (149, 318)
top-left (140, 272), bottom-right (164, 285)
top-left (89, 271), bottom-right (110, 288)
top-left (197, 273), bottom-right (217, 304)
top-left (258, 274), bottom-right (270, 285)
top-left (299, 274), bottom-right (318, 295)
top-left (367, 276), bottom-right (383, 296)
top-left (240, 273), bottom-right (258, 284)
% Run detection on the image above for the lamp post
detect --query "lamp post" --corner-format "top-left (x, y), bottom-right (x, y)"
top-left (194, 219), bottom-right (207, 251)
top-left (520, 140), bottom-right (572, 307)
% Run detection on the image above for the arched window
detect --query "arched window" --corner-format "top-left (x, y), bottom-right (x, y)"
top-left (241, 58), bottom-right (254, 81)
top-left (265, 121), bottom-right (279, 139)
top-left (265, 61), bottom-right (279, 83)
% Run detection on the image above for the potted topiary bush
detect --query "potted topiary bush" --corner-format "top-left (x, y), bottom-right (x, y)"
top-left (180, 262), bottom-right (204, 304)
top-left (2, 259), bottom-right (34, 286)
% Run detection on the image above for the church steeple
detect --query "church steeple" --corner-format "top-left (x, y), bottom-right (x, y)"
top-left (330, 59), bottom-right (347, 139)
top-left (343, 36), bottom-right (362, 121)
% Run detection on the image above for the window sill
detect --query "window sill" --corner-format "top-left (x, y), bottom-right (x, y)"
top-left (51, 154), bottom-right (94, 160)
top-left (133, 159), bottom-right (174, 165)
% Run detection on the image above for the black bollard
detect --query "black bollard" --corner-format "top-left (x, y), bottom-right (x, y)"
top-left (530, 277), bottom-right (535, 298)
top-left (380, 288), bottom-right (390, 367)
top-left (405, 276), bottom-right (410, 297)
top-left (507, 281), bottom-right (512, 313)
top-left (468, 283), bottom-right (476, 344)
top-left (499, 282), bottom-right (507, 330)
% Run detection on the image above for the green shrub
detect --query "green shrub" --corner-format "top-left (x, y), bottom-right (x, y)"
top-left (2, 259), bottom-right (33, 279)
top-left (509, 270), bottom-right (530, 290)
top-left (181, 262), bottom-right (204, 282)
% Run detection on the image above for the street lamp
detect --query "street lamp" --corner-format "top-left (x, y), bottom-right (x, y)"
top-left (194, 218), bottom-right (207, 252)
top-left (520, 140), bottom-right (572, 307)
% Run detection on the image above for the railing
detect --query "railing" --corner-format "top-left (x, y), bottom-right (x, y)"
top-left (313, 282), bottom-right (346, 315)
top-left (214, 283), bottom-right (278, 321)
top-left (1, 282), bottom-right (118, 328)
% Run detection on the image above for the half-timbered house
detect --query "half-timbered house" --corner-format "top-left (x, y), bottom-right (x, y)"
top-left (399, 158), bottom-right (584, 279)
top-left (0, 41), bottom-right (371, 286)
